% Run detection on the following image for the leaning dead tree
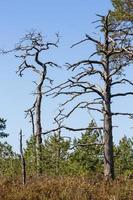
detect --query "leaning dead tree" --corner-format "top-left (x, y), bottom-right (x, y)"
top-left (45, 12), bottom-right (133, 180)
top-left (14, 32), bottom-right (59, 175)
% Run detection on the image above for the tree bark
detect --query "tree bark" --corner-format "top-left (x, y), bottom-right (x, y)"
top-left (35, 94), bottom-right (43, 175)
top-left (12, 32), bottom-right (59, 177)
top-left (103, 15), bottom-right (114, 179)
top-left (20, 129), bottom-right (26, 185)
top-left (103, 90), bottom-right (114, 180)
top-left (35, 88), bottom-right (43, 175)
top-left (35, 69), bottom-right (45, 176)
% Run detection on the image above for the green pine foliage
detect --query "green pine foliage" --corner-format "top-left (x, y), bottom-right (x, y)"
top-left (0, 119), bottom-right (133, 179)
top-left (0, 118), bottom-right (8, 138)
top-left (114, 136), bottom-right (133, 177)
top-left (0, 117), bottom-right (21, 178)
top-left (42, 133), bottom-right (70, 175)
top-left (24, 136), bottom-right (37, 175)
top-left (68, 121), bottom-right (104, 176)
top-left (0, 142), bottom-right (21, 178)
top-left (23, 122), bottom-right (133, 178)
top-left (24, 133), bottom-right (70, 176)
top-left (111, 0), bottom-right (133, 20)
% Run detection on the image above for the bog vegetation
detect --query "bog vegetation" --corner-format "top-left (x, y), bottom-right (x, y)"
top-left (0, 0), bottom-right (133, 199)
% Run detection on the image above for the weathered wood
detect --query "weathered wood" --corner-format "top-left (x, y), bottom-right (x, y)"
top-left (14, 32), bottom-right (59, 176)
top-left (20, 129), bottom-right (26, 185)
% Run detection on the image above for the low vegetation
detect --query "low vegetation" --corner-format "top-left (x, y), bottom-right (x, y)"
top-left (0, 176), bottom-right (133, 200)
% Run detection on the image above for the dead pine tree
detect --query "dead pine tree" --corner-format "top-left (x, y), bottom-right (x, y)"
top-left (14, 32), bottom-right (59, 175)
top-left (45, 12), bottom-right (133, 180)
top-left (19, 129), bottom-right (26, 185)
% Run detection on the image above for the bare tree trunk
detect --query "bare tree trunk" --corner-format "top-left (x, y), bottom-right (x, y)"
top-left (35, 95), bottom-right (43, 175)
top-left (30, 109), bottom-right (35, 136)
top-left (35, 70), bottom-right (45, 176)
top-left (30, 111), bottom-right (37, 175)
top-left (103, 15), bottom-right (114, 180)
top-left (20, 129), bottom-right (26, 185)
top-left (103, 92), bottom-right (114, 180)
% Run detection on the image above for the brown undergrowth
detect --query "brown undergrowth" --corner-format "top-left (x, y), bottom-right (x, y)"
top-left (0, 176), bottom-right (132, 200)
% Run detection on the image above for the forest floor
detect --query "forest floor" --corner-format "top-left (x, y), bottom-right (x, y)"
top-left (0, 176), bottom-right (133, 200)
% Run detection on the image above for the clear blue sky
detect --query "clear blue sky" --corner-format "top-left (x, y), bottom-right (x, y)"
top-left (0, 0), bottom-right (132, 152)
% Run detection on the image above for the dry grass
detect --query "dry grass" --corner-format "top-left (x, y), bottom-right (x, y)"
top-left (0, 176), bottom-right (132, 200)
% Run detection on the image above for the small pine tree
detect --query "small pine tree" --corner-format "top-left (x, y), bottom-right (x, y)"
top-left (24, 136), bottom-right (37, 176)
top-left (69, 121), bottom-right (104, 176)
top-left (42, 133), bottom-right (70, 175)
top-left (0, 142), bottom-right (20, 177)
top-left (114, 136), bottom-right (133, 177)
top-left (25, 133), bottom-right (70, 176)
top-left (0, 118), bottom-right (20, 177)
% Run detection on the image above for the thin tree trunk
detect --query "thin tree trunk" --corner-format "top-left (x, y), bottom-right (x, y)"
top-left (56, 128), bottom-right (61, 175)
top-left (35, 70), bottom-right (45, 176)
top-left (35, 92), bottom-right (43, 175)
top-left (20, 129), bottom-right (26, 185)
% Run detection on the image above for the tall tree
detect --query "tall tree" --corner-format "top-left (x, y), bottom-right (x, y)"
top-left (13, 32), bottom-right (59, 175)
top-left (46, 12), bottom-right (133, 180)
